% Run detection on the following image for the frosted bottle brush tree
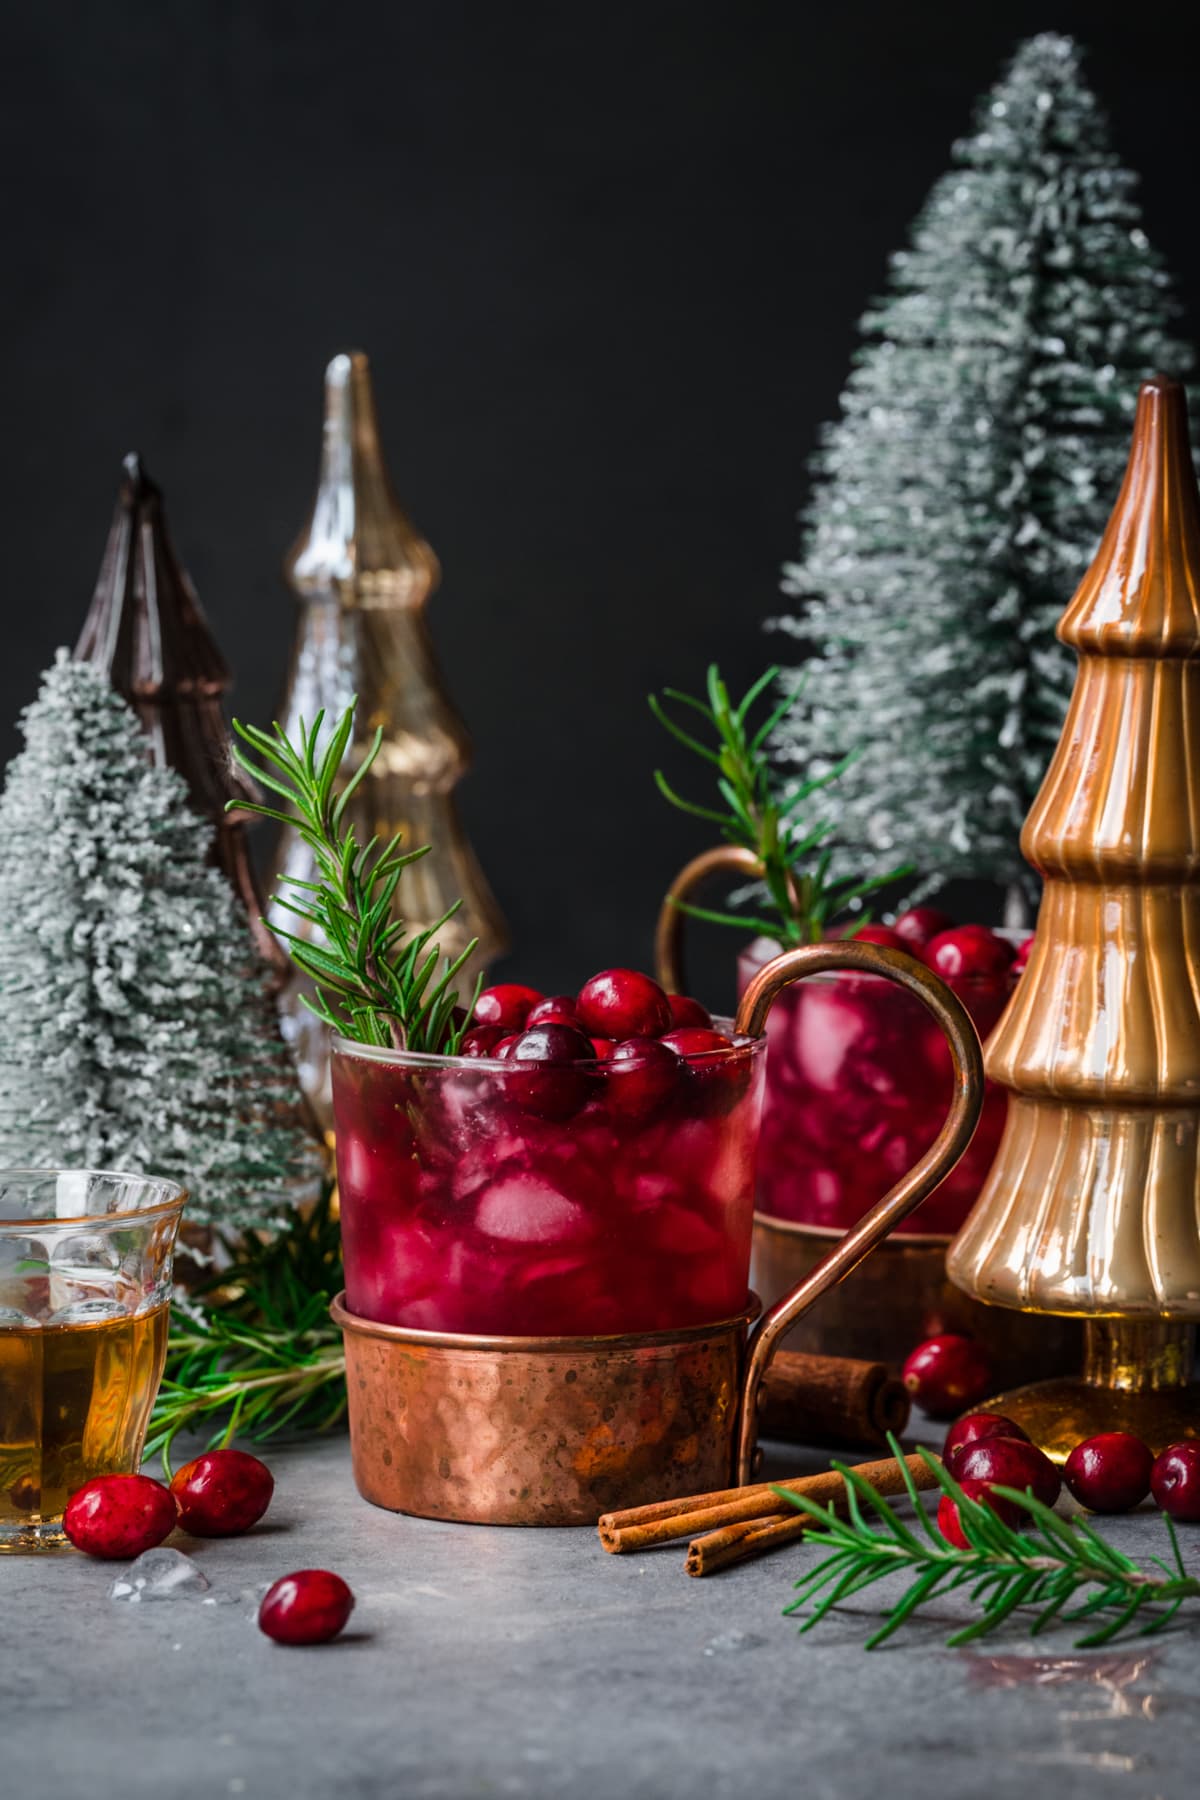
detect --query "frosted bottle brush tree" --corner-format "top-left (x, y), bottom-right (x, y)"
top-left (771, 33), bottom-right (1193, 912)
top-left (0, 655), bottom-right (320, 1230)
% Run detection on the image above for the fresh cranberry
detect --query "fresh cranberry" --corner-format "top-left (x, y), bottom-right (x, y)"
top-left (902, 1334), bottom-right (993, 1418)
top-left (1150, 1441), bottom-right (1200, 1523)
top-left (1013, 934), bottom-right (1036, 974)
top-left (63, 1474), bottom-right (178, 1559)
top-left (576, 969), bottom-right (672, 1040)
top-left (473, 984), bottom-right (543, 1030)
top-left (893, 906), bottom-right (953, 948)
top-left (169, 1449), bottom-right (275, 1538)
top-left (666, 992), bottom-right (714, 1030)
top-left (1064, 1432), bottom-right (1153, 1514)
top-left (944, 1411), bottom-right (1029, 1475)
top-left (460, 1025), bottom-right (508, 1058)
top-left (846, 924), bottom-right (907, 951)
top-left (589, 1036), bottom-right (617, 1061)
top-left (605, 1037), bottom-right (683, 1123)
top-left (526, 995), bottom-right (580, 1027)
top-left (923, 925), bottom-right (1015, 979)
top-left (659, 1026), bottom-right (750, 1114)
top-left (954, 1435), bottom-right (1061, 1509)
top-left (494, 1034), bottom-right (522, 1058)
top-left (258, 1570), bottom-right (355, 1645)
top-left (938, 1477), bottom-right (1025, 1548)
top-left (506, 1023), bottom-right (596, 1120)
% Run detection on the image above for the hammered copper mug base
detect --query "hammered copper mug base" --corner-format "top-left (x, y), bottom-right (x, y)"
top-left (752, 1216), bottom-right (1082, 1390)
top-left (331, 1292), bottom-right (760, 1525)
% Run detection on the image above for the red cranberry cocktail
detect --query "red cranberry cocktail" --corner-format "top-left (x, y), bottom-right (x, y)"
top-left (742, 915), bottom-right (1021, 1237)
top-left (332, 970), bottom-right (765, 1336)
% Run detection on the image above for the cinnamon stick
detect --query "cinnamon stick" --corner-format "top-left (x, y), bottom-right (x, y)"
top-left (597, 1451), bottom-right (936, 1555)
top-left (686, 1452), bottom-right (939, 1577)
top-left (757, 1350), bottom-right (910, 1450)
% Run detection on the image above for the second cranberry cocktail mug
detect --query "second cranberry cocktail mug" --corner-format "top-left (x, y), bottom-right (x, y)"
top-left (330, 940), bottom-right (984, 1524)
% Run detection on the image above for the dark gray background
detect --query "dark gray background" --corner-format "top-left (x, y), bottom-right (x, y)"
top-left (2, 1), bottom-right (1195, 1005)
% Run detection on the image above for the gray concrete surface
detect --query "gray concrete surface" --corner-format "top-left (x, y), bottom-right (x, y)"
top-left (3, 1433), bottom-right (1198, 1800)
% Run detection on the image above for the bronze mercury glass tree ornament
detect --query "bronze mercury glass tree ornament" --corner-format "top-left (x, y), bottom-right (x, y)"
top-left (75, 453), bottom-right (285, 975)
top-left (947, 376), bottom-right (1200, 1458)
top-left (273, 351), bottom-right (507, 1122)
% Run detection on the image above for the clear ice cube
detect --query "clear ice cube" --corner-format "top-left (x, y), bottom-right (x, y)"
top-left (110, 1548), bottom-right (212, 1603)
top-left (0, 1305), bottom-right (40, 1329)
top-left (47, 1298), bottom-right (126, 1327)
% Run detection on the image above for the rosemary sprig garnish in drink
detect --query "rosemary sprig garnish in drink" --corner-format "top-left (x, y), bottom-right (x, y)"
top-left (650, 665), bottom-right (912, 946)
top-left (779, 1436), bottom-right (1199, 1649)
top-left (230, 701), bottom-right (478, 1054)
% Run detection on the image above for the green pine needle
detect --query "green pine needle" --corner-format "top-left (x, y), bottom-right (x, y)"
top-left (650, 666), bottom-right (913, 947)
top-left (146, 1183), bottom-right (348, 1477)
top-left (777, 1434), bottom-right (1200, 1651)
top-left (229, 700), bottom-right (479, 1055)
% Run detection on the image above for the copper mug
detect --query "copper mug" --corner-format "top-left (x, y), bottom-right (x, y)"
top-left (332, 940), bottom-right (983, 1524)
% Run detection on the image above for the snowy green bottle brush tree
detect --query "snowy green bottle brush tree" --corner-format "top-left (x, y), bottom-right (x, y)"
top-left (0, 654), bottom-right (320, 1230)
top-left (770, 33), bottom-right (1194, 918)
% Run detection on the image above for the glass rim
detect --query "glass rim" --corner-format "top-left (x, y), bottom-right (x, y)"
top-left (330, 1018), bottom-right (765, 1072)
top-left (0, 1166), bottom-right (189, 1230)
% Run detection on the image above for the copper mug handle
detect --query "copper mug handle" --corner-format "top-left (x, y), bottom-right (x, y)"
top-left (652, 849), bottom-right (985, 1485)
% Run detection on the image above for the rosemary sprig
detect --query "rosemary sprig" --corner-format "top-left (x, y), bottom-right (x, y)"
top-left (777, 1435), bottom-right (1199, 1650)
top-left (650, 666), bottom-right (913, 946)
top-left (146, 1184), bottom-right (348, 1477)
top-left (229, 701), bottom-right (478, 1054)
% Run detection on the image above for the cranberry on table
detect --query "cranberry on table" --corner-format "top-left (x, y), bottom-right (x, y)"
top-left (902, 1334), bottom-right (993, 1419)
top-left (460, 1025), bottom-right (508, 1058)
top-left (1150, 1441), bottom-right (1200, 1523)
top-left (525, 995), bottom-right (580, 1027)
top-left (605, 1037), bottom-right (683, 1123)
top-left (923, 925), bottom-right (1016, 979)
top-left (258, 1570), bottom-right (356, 1645)
top-left (938, 1477), bottom-right (1025, 1548)
top-left (666, 992), bottom-right (714, 1030)
top-left (170, 1449), bottom-right (275, 1537)
top-left (944, 1410), bottom-right (1029, 1474)
top-left (954, 1434), bottom-right (1061, 1509)
top-left (1063, 1432), bottom-right (1153, 1513)
top-left (893, 906), bottom-right (954, 948)
top-left (576, 969), bottom-right (672, 1040)
top-left (473, 984), bottom-right (543, 1031)
top-left (63, 1474), bottom-right (178, 1560)
top-left (506, 1023), bottom-right (596, 1120)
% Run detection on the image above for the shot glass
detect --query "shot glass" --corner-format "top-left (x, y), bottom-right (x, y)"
top-left (0, 1168), bottom-right (186, 1551)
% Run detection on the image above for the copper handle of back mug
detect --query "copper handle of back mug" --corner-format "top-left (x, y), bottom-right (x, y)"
top-left (654, 848), bottom-right (986, 1485)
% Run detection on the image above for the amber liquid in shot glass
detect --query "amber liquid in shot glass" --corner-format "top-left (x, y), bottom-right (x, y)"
top-left (0, 1170), bottom-right (186, 1551)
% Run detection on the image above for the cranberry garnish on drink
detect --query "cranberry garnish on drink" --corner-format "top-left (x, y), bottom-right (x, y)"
top-left (332, 967), bottom-right (764, 1336)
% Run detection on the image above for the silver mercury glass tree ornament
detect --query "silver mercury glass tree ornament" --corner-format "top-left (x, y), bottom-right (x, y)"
top-left (272, 351), bottom-right (507, 1124)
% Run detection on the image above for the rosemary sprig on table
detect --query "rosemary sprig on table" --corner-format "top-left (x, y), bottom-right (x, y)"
top-left (778, 1436), bottom-right (1199, 1650)
top-left (230, 701), bottom-right (478, 1054)
top-left (650, 666), bottom-right (912, 946)
top-left (146, 1185), bottom-right (347, 1477)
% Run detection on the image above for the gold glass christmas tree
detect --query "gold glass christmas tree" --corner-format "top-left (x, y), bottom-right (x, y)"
top-left (76, 453), bottom-right (285, 975)
top-left (272, 352), bottom-right (507, 1121)
top-left (947, 376), bottom-right (1200, 1458)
